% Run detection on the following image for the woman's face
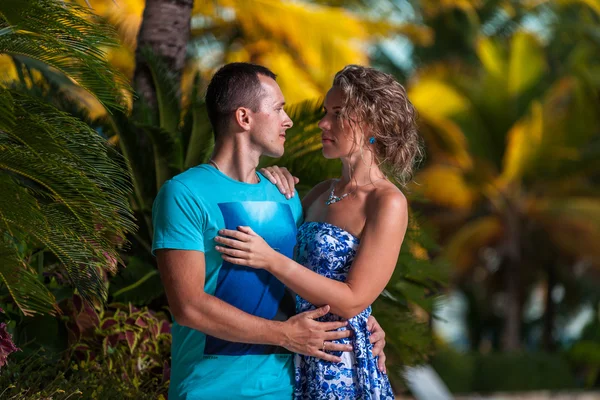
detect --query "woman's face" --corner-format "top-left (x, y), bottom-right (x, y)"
top-left (318, 86), bottom-right (365, 160)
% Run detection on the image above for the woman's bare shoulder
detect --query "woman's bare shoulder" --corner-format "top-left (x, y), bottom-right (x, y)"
top-left (366, 182), bottom-right (407, 220)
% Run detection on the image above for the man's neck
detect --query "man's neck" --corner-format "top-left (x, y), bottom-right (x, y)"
top-left (209, 138), bottom-right (262, 184)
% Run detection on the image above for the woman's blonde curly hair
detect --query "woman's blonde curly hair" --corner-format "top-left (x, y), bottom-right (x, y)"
top-left (333, 65), bottom-right (423, 186)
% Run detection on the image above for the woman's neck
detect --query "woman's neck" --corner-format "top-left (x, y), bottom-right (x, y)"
top-left (339, 152), bottom-right (386, 188)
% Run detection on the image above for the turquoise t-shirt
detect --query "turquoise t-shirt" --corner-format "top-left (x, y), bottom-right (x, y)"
top-left (152, 164), bottom-right (303, 400)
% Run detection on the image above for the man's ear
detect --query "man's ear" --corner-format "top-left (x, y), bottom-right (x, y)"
top-left (234, 107), bottom-right (252, 131)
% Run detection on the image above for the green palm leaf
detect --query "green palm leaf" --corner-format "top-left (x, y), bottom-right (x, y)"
top-left (1, 84), bottom-right (135, 315)
top-left (0, 0), bottom-right (129, 112)
top-left (183, 100), bottom-right (214, 170)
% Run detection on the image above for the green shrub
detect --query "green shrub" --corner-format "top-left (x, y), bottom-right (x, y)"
top-left (567, 317), bottom-right (600, 388)
top-left (432, 350), bottom-right (578, 393)
top-left (0, 350), bottom-right (166, 399)
top-left (429, 349), bottom-right (477, 393)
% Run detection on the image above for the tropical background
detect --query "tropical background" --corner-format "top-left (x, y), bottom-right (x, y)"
top-left (0, 0), bottom-right (599, 398)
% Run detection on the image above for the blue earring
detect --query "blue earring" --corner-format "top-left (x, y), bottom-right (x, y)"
top-left (369, 137), bottom-right (376, 144)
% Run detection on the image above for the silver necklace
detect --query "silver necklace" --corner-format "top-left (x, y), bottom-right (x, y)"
top-left (325, 183), bottom-right (349, 205)
top-left (325, 177), bottom-right (387, 206)
top-left (209, 159), bottom-right (261, 183)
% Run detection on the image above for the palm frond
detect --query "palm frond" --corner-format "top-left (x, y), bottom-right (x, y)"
top-left (104, 110), bottom-right (155, 217)
top-left (528, 197), bottom-right (600, 266)
top-left (136, 124), bottom-right (177, 191)
top-left (183, 100), bottom-right (214, 170)
top-left (0, 87), bottom-right (136, 312)
top-left (140, 46), bottom-right (182, 136)
top-left (0, 202), bottom-right (58, 317)
top-left (0, 174), bottom-right (106, 311)
top-left (0, 0), bottom-right (130, 112)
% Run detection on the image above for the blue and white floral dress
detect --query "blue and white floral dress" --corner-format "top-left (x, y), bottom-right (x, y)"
top-left (293, 221), bottom-right (395, 400)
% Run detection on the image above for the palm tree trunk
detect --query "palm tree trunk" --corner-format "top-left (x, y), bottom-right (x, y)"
top-left (502, 203), bottom-right (522, 351)
top-left (503, 260), bottom-right (521, 351)
top-left (542, 263), bottom-right (556, 351)
top-left (133, 0), bottom-right (194, 110)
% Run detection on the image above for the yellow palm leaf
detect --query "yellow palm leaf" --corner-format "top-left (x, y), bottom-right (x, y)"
top-left (499, 101), bottom-right (544, 185)
top-left (444, 216), bottom-right (504, 275)
top-left (410, 78), bottom-right (471, 117)
top-left (526, 0), bottom-right (600, 16)
top-left (81, 0), bottom-right (144, 49)
top-left (541, 76), bottom-right (600, 149)
top-left (559, 0), bottom-right (600, 14)
top-left (527, 197), bottom-right (600, 265)
top-left (476, 35), bottom-right (507, 82)
top-left (259, 51), bottom-right (325, 102)
top-left (224, 0), bottom-right (367, 94)
top-left (421, 117), bottom-right (474, 169)
top-left (409, 78), bottom-right (473, 168)
top-left (0, 55), bottom-right (17, 83)
top-left (477, 31), bottom-right (546, 98)
top-left (421, 0), bottom-right (482, 25)
top-left (83, 0), bottom-right (430, 103)
top-left (413, 165), bottom-right (478, 209)
top-left (508, 31), bottom-right (546, 96)
top-left (204, 0), bottom-right (430, 97)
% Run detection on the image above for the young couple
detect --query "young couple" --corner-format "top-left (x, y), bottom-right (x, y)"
top-left (152, 62), bottom-right (421, 399)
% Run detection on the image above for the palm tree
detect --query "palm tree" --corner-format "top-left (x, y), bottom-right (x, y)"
top-left (408, 26), bottom-right (600, 350)
top-left (0, 0), bottom-right (136, 316)
top-left (65, 0), bottom-right (431, 113)
top-left (133, 0), bottom-right (193, 110)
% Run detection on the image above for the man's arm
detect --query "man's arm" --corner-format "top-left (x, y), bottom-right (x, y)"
top-left (157, 248), bottom-right (352, 361)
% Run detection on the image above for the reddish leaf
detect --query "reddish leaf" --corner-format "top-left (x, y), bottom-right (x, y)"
top-left (107, 333), bottom-right (119, 348)
top-left (101, 318), bottom-right (118, 330)
top-left (126, 331), bottom-right (137, 353)
top-left (160, 320), bottom-right (171, 334)
top-left (162, 360), bottom-right (171, 384)
top-left (72, 296), bottom-right (101, 336)
top-left (74, 344), bottom-right (90, 352)
top-left (72, 294), bottom-right (83, 314)
top-left (135, 317), bottom-right (148, 328)
top-left (150, 324), bottom-right (159, 339)
top-left (73, 344), bottom-right (92, 362)
top-left (102, 336), bottom-right (110, 356)
top-left (66, 323), bottom-right (81, 343)
top-left (0, 323), bottom-right (20, 368)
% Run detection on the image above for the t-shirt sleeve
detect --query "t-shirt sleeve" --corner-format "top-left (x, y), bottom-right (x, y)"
top-left (152, 179), bottom-right (206, 255)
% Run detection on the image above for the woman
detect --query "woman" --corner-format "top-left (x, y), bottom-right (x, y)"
top-left (214, 65), bottom-right (422, 399)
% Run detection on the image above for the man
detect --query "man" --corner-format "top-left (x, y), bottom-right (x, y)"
top-left (153, 63), bottom-right (385, 399)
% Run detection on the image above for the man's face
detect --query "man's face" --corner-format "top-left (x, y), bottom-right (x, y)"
top-left (249, 75), bottom-right (293, 158)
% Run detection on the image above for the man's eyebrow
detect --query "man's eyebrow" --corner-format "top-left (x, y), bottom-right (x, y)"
top-left (274, 100), bottom-right (286, 107)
